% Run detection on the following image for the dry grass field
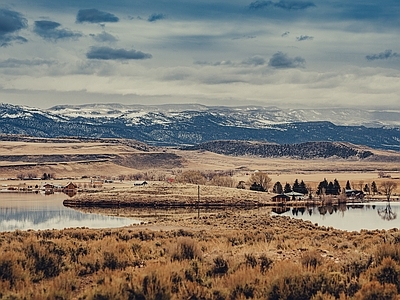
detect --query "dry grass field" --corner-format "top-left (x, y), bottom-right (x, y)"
top-left (1, 138), bottom-right (400, 299)
top-left (1, 211), bottom-right (400, 299)
top-left (0, 139), bottom-right (399, 188)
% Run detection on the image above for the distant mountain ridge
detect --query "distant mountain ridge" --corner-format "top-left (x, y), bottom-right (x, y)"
top-left (0, 103), bottom-right (399, 151)
top-left (184, 141), bottom-right (374, 159)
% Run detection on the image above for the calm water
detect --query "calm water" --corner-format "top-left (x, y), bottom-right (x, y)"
top-left (0, 193), bottom-right (140, 232)
top-left (271, 202), bottom-right (400, 231)
top-left (1, 193), bottom-right (399, 232)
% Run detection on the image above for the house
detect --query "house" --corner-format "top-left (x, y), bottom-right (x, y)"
top-left (134, 181), bottom-right (148, 186)
top-left (284, 191), bottom-right (305, 200)
top-left (62, 182), bottom-right (77, 197)
top-left (272, 194), bottom-right (291, 203)
top-left (42, 183), bottom-right (55, 194)
top-left (345, 189), bottom-right (365, 200)
top-left (63, 182), bottom-right (77, 191)
top-left (43, 183), bottom-right (54, 190)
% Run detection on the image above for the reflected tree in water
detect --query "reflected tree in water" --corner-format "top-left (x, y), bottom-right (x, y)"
top-left (377, 181), bottom-right (398, 221)
top-left (378, 203), bottom-right (397, 221)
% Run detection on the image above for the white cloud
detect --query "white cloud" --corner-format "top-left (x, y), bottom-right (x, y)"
top-left (0, 0), bottom-right (399, 110)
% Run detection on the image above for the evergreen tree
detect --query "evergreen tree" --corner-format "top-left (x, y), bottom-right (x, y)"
top-left (272, 181), bottom-right (283, 194)
top-left (333, 179), bottom-right (341, 195)
top-left (345, 180), bottom-right (352, 190)
top-left (284, 182), bottom-right (292, 193)
top-left (292, 179), bottom-right (300, 193)
top-left (326, 181), bottom-right (334, 195)
top-left (363, 184), bottom-right (370, 194)
top-left (371, 181), bottom-right (378, 195)
top-left (317, 179), bottom-right (328, 195)
top-left (299, 180), bottom-right (308, 194)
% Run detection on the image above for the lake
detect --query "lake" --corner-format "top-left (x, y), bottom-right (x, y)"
top-left (271, 202), bottom-right (400, 231)
top-left (0, 192), bottom-right (140, 232)
top-left (1, 193), bottom-right (399, 232)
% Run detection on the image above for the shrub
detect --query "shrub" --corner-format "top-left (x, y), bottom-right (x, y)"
top-left (175, 170), bottom-right (206, 185)
top-left (342, 255), bottom-right (373, 279)
top-left (0, 256), bottom-right (16, 286)
top-left (354, 281), bottom-right (397, 300)
top-left (25, 241), bottom-right (64, 281)
top-left (103, 252), bottom-right (119, 270)
top-left (212, 256), bottom-right (229, 276)
top-left (142, 273), bottom-right (171, 300)
top-left (267, 273), bottom-right (323, 300)
top-left (245, 254), bottom-right (257, 268)
top-left (375, 244), bottom-right (400, 264)
top-left (210, 175), bottom-right (235, 188)
top-left (301, 250), bottom-right (322, 270)
top-left (374, 257), bottom-right (400, 291)
top-left (231, 283), bottom-right (255, 299)
top-left (171, 238), bottom-right (202, 261)
top-left (259, 255), bottom-right (273, 274)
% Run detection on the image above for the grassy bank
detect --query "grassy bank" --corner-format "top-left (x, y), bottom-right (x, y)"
top-left (63, 182), bottom-right (326, 209)
top-left (1, 210), bottom-right (400, 299)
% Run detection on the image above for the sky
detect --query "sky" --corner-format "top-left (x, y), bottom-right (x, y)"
top-left (0, 0), bottom-right (399, 109)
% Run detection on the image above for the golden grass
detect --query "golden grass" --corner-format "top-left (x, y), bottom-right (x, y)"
top-left (1, 212), bottom-right (400, 299)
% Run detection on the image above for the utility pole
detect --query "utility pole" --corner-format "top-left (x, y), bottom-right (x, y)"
top-left (197, 185), bottom-right (200, 219)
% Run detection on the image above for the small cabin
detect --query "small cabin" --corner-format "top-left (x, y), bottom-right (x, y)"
top-left (345, 189), bottom-right (365, 200)
top-left (63, 182), bottom-right (78, 192)
top-left (272, 194), bottom-right (291, 203)
top-left (43, 183), bottom-right (54, 190)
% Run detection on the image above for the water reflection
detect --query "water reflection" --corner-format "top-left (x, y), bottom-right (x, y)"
top-left (0, 193), bottom-right (139, 232)
top-left (271, 202), bottom-right (400, 231)
top-left (378, 203), bottom-right (397, 221)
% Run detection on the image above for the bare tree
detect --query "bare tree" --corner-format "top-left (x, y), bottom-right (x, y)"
top-left (175, 170), bottom-right (207, 185)
top-left (210, 175), bottom-right (235, 188)
top-left (357, 181), bottom-right (364, 191)
top-left (378, 203), bottom-right (397, 221)
top-left (27, 172), bottom-right (37, 179)
top-left (247, 172), bottom-right (272, 192)
top-left (379, 181), bottom-right (398, 202)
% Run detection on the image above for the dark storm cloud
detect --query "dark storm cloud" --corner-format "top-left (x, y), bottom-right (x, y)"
top-left (86, 46), bottom-right (152, 60)
top-left (90, 31), bottom-right (118, 43)
top-left (148, 13), bottom-right (166, 22)
top-left (249, 0), bottom-right (316, 10)
top-left (296, 35), bottom-right (313, 41)
top-left (0, 9), bottom-right (27, 35)
top-left (76, 9), bottom-right (119, 23)
top-left (34, 20), bottom-right (82, 41)
top-left (268, 51), bottom-right (305, 68)
top-left (0, 9), bottom-right (28, 47)
top-left (366, 49), bottom-right (400, 61)
top-left (0, 58), bottom-right (55, 68)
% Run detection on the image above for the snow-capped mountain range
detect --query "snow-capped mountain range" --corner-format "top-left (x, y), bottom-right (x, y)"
top-left (1, 103), bottom-right (399, 151)
top-left (49, 103), bottom-right (400, 128)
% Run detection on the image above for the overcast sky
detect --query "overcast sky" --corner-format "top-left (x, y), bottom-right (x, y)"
top-left (0, 0), bottom-right (399, 109)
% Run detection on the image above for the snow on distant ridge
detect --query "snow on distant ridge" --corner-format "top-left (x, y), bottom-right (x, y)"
top-left (2, 102), bottom-right (400, 128)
